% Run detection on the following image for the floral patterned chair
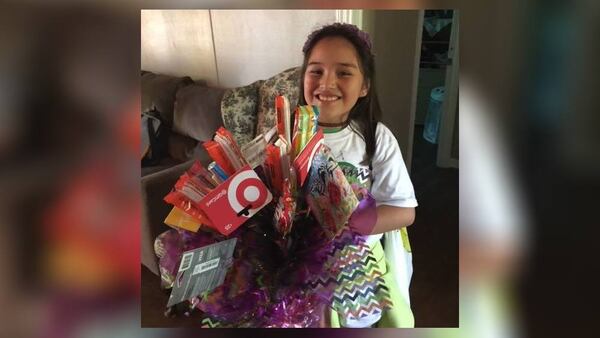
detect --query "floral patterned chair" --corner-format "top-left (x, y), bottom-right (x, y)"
top-left (220, 66), bottom-right (301, 145)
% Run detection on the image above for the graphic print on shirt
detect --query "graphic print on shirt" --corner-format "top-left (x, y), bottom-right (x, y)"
top-left (338, 161), bottom-right (371, 190)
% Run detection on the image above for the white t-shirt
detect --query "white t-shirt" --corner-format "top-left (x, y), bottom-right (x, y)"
top-left (323, 121), bottom-right (418, 244)
top-left (323, 121), bottom-right (418, 327)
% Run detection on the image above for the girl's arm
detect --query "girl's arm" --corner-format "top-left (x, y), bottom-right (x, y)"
top-left (369, 205), bottom-right (415, 234)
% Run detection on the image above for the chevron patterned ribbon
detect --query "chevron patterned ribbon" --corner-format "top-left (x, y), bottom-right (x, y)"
top-left (305, 229), bottom-right (393, 320)
top-left (200, 317), bottom-right (221, 328)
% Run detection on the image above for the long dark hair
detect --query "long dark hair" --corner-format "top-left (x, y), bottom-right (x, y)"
top-left (298, 23), bottom-right (381, 165)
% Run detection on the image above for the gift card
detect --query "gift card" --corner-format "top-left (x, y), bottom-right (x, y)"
top-left (167, 238), bottom-right (237, 307)
top-left (164, 207), bottom-right (203, 232)
top-left (199, 165), bottom-right (272, 236)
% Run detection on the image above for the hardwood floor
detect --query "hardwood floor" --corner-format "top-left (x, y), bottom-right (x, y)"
top-left (409, 125), bottom-right (459, 327)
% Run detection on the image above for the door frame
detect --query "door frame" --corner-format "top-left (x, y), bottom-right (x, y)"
top-left (437, 10), bottom-right (459, 168)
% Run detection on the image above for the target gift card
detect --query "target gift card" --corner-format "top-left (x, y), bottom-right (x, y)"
top-left (199, 165), bottom-right (272, 236)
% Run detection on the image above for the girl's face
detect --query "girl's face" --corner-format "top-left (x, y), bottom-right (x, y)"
top-left (303, 36), bottom-right (369, 124)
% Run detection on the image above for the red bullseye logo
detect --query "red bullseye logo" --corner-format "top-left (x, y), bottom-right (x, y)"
top-left (199, 166), bottom-right (272, 235)
top-left (228, 170), bottom-right (271, 217)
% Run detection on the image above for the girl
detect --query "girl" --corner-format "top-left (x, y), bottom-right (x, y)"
top-left (299, 23), bottom-right (418, 328)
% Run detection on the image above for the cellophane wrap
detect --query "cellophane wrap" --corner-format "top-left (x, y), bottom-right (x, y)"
top-left (154, 138), bottom-right (391, 328)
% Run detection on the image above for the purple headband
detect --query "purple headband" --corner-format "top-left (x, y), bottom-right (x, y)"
top-left (302, 23), bottom-right (373, 55)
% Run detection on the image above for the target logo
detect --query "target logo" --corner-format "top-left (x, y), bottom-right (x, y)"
top-left (199, 165), bottom-right (272, 236)
top-left (228, 169), bottom-right (271, 217)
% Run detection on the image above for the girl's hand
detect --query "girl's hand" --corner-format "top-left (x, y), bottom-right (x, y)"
top-left (347, 191), bottom-right (378, 235)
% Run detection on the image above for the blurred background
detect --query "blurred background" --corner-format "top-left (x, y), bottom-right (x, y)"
top-left (1, 0), bottom-right (599, 337)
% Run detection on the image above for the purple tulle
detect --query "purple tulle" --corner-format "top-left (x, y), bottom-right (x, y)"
top-left (155, 191), bottom-right (380, 327)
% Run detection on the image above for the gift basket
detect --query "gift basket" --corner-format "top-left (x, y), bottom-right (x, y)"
top-left (153, 96), bottom-right (392, 327)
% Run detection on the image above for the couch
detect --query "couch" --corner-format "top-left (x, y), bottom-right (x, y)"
top-left (141, 67), bottom-right (301, 275)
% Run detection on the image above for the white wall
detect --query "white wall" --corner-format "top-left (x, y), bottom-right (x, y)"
top-left (212, 10), bottom-right (336, 88)
top-left (141, 10), bottom-right (218, 84)
top-left (141, 9), bottom-right (336, 87)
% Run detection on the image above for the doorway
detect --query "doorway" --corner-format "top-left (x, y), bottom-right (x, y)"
top-left (408, 9), bottom-right (459, 327)
top-left (413, 9), bottom-right (458, 169)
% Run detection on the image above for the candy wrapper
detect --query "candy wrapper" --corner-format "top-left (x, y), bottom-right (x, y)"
top-left (275, 95), bottom-right (292, 145)
top-left (273, 179), bottom-right (296, 236)
top-left (293, 129), bottom-right (324, 188)
top-left (264, 143), bottom-right (283, 195)
top-left (163, 169), bottom-right (214, 228)
top-left (203, 127), bottom-right (248, 176)
top-left (241, 133), bottom-right (267, 169)
top-left (304, 145), bottom-right (359, 238)
top-left (292, 105), bottom-right (319, 158)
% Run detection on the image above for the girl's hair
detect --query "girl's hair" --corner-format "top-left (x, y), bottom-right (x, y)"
top-left (299, 23), bottom-right (382, 165)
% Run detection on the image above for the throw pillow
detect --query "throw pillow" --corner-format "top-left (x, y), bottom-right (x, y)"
top-left (173, 84), bottom-right (225, 142)
top-left (141, 71), bottom-right (194, 127)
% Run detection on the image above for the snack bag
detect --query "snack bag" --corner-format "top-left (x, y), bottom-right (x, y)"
top-left (304, 145), bottom-right (359, 238)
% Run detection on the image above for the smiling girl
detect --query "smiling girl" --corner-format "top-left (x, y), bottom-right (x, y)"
top-left (299, 23), bottom-right (418, 328)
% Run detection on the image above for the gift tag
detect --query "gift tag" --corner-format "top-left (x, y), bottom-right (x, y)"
top-left (167, 238), bottom-right (237, 307)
